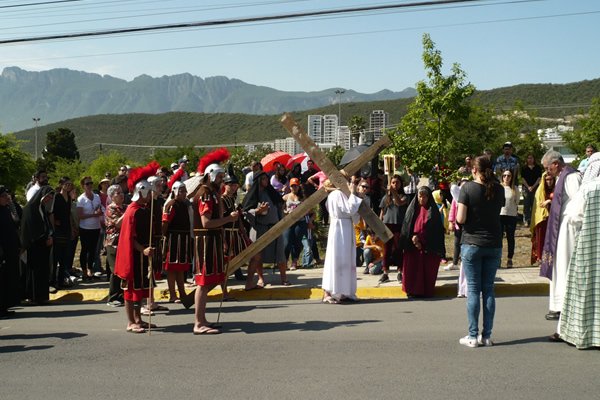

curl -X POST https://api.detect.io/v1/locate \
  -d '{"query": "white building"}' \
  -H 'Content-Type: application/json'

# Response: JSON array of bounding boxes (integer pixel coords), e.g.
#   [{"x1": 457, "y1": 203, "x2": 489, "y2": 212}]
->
[
  {"x1": 539, "y1": 125, "x2": 577, "y2": 163},
  {"x1": 336, "y1": 125, "x2": 351, "y2": 150},
  {"x1": 323, "y1": 115, "x2": 339, "y2": 145},
  {"x1": 308, "y1": 115, "x2": 324, "y2": 144},
  {"x1": 307, "y1": 114, "x2": 341, "y2": 151},
  {"x1": 273, "y1": 137, "x2": 301, "y2": 155},
  {"x1": 370, "y1": 110, "x2": 389, "y2": 142}
]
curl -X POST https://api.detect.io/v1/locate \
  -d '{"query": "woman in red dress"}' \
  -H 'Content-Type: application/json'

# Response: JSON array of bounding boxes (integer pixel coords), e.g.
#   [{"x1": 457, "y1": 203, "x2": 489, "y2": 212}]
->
[{"x1": 400, "y1": 186, "x2": 446, "y2": 298}]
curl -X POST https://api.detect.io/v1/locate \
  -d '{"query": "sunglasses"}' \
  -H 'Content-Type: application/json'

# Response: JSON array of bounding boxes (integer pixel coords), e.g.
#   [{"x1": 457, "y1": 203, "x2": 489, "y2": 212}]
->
[{"x1": 84, "y1": 181, "x2": 94, "y2": 185}]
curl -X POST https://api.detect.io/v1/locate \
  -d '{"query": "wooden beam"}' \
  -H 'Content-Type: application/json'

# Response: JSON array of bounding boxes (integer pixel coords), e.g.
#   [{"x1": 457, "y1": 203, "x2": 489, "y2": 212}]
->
[
  {"x1": 225, "y1": 115, "x2": 392, "y2": 275},
  {"x1": 280, "y1": 113, "x2": 393, "y2": 243}
]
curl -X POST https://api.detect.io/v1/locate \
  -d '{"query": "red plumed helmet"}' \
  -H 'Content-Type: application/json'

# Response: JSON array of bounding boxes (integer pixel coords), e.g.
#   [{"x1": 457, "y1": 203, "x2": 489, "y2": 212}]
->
[
  {"x1": 127, "y1": 161, "x2": 161, "y2": 193},
  {"x1": 197, "y1": 148, "x2": 230, "y2": 174}
]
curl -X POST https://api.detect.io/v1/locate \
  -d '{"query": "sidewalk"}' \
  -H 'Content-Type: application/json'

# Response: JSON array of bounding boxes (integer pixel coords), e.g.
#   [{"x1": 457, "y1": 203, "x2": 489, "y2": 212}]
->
[{"x1": 49, "y1": 264, "x2": 549, "y2": 303}]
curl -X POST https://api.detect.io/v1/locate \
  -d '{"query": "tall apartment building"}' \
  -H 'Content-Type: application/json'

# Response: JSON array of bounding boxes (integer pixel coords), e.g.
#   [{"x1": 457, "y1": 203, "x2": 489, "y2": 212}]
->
[
  {"x1": 336, "y1": 126, "x2": 351, "y2": 150},
  {"x1": 307, "y1": 114, "x2": 339, "y2": 150},
  {"x1": 308, "y1": 115, "x2": 324, "y2": 144},
  {"x1": 370, "y1": 110, "x2": 389, "y2": 142},
  {"x1": 273, "y1": 137, "x2": 301, "y2": 155}
]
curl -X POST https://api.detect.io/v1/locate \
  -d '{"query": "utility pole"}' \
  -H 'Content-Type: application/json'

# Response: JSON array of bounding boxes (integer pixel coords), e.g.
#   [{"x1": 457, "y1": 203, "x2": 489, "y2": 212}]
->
[
  {"x1": 335, "y1": 89, "x2": 345, "y2": 147},
  {"x1": 32, "y1": 117, "x2": 40, "y2": 160}
]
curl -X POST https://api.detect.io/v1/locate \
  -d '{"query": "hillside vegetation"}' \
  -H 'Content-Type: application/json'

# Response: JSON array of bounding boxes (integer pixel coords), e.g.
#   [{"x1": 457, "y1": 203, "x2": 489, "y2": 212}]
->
[{"x1": 12, "y1": 77, "x2": 599, "y2": 162}]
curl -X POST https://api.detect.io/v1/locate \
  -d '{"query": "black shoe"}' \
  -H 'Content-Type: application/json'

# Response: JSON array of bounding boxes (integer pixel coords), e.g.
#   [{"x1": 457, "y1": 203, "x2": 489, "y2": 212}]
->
[
  {"x1": 49, "y1": 286, "x2": 58, "y2": 294},
  {"x1": 378, "y1": 274, "x2": 390, "y2": 284},
  {"x1": 548, "y1": 333, "x2": 563, "y2": 342},
  {"x1": 545, "y1": 311, "x2": 560, "y2": 320},
  {"x1": 234, "y1": 269, "x2": 246, "y2": 281},
  {"x1": 363, "y1": 266, "x2": 370, "y2": 275},
  {"x1": 396, "y1": 272, "x2": 402, "y2": 282}
]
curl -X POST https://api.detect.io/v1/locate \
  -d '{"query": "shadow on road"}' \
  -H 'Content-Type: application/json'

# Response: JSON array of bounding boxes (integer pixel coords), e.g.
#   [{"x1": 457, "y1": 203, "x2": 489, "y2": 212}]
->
[
  {"x1": 15, "y1": 307, "x2": 117, "y2": 319},
  {"x1": 0, "y1": 345, "x2": 54, "y2": 353},
  {"x1": 0, "y1": 332, "x2": 88, "y2": 341},
  {"x1": 493, "y1": 336, "x2": 551, "y2": 346}
]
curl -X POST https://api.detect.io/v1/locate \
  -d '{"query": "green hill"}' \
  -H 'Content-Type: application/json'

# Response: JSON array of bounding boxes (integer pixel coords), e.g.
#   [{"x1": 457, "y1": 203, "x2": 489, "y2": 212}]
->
[{"x1": 12, "y1": 77, "x2": 599, "y2": 162}]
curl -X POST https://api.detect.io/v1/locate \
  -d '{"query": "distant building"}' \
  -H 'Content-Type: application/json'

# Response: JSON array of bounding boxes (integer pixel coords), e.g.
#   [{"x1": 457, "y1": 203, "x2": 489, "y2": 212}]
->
[
  {"x1": 538, "y1": 125, "x2": 576, "y2": 163},
  {"x1": 273, "y1": 137, "x2": 301, "y2": 155},
  {"x1": 336, "y1": 126, "x2": 351, "y2": 150},
  {"x1": 307, "y1": 114, "x2": 340, "y2": 150},
  {"x1": 370, "y1": 110, "x2": 389, "y2": 143}
]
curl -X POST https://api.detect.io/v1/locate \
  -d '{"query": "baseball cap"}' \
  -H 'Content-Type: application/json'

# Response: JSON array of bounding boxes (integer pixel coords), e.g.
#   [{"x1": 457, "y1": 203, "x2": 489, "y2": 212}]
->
[{"x1": 290, "y1": 178, "x2": 300, "y2": 186}]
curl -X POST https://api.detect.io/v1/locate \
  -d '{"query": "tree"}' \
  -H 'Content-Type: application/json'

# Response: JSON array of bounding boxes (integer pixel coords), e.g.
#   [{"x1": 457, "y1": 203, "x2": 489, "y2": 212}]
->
[
  {"x1": 50, "y1": 158, "x2": 86, "y2": 189},
  {"x1": 326, "y1": 145, "x2": 346, "y2": 167},
  {"x1": 563, "y1": 97, "x2": 600, "y2": 159},
  {"x1": 0, "y1": 133, "x2": 36, "y2": 194},
  {"x1": 150, "y1": 146, "x2": 204, "y2": 175},
  {"x1": 43, "y1": 128, "x2": 80, "y2": 167},
  {"x1": 389, "y1": 33, "x2": 475, "y2": 174},
  {"x1": 348, "y1": 115, "x2": 366, "y2": 145},
  {"x1": 85, "y1": 151, "x2": 132, "y2": 184},
  {"x1": 487, "y1": 102, "x2": 546, "y2": 161}
]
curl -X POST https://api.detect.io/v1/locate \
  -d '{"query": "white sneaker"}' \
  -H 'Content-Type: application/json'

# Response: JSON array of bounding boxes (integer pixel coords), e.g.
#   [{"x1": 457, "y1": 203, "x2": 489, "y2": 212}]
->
[
  {"x1": 444, "y1": 263, "x2": 459, "y2": 271},
  {"x1": 459, "y1": 336, "x2": 479, "y2": 348},
  {"x1": 477, "y1": 335, "x2": 494, "y2": 346}
]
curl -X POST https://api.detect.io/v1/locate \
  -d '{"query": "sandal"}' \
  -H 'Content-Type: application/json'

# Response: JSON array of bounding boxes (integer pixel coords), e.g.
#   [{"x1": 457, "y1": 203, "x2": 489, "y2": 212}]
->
[
  {"x1": 193, "y1": 326, "x2": 221, "y2": 335},
  {"x1": 322, "y1": 296, "x2": 338, "y2": 304},
  {"x1": 139, "y1": 321, "x2": 157, "y2": 329},
  {"x1": 126, "y1": 326, "x2": 146, "y2": 334}
]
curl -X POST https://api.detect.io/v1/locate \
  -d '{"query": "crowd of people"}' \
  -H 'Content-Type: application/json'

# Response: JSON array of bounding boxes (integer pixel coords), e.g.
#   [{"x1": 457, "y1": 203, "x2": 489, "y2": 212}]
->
[{"x1": 1, "y1": 142, "x2": 598, "y2": 348}]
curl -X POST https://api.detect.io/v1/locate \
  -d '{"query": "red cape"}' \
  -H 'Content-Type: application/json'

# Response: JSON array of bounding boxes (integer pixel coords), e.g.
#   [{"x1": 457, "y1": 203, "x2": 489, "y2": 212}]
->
[{"x1": 114, "y1": 201, "x2": 143, "y2": 281}]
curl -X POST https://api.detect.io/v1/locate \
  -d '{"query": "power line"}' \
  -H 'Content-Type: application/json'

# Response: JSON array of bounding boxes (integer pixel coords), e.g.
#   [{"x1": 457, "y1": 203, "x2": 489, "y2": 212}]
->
[
  {"x1": 0, "y1": 0, "x2": 82, "y2": 9},
  {"x1": 0, "y1": 0, "x2": 493, "y2": 45},
  {"x1": 4, "y1": 6, "x2": 595, "y2": 64}
]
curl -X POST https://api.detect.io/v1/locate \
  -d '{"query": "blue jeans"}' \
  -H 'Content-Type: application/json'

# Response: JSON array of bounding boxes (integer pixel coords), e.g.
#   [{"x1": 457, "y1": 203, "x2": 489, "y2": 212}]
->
[
  {"x1": 301, "y1": 236, "x2": 313, "y2": 267},
  {"x1": 461, "y1": 244, "x2": 501, "y2": 339}
]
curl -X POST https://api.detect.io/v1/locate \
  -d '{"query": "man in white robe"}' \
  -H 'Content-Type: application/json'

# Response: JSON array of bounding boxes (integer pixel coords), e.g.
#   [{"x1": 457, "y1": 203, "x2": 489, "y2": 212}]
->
[
  {"x1": 321, "y1": 178, "x2": 363, "y2": 303},
  {"x1": 540, "y1": 151, "x2": 581, "y2": 326}
]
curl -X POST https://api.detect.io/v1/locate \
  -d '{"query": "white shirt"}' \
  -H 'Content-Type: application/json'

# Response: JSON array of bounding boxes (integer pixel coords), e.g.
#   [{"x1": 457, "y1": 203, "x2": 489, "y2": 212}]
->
[
  {"x1": 500, "y1": 185, "x2": 520, "y2": 217},
  {"x1": 26, "y1": 183, "x2": 41, "y2": 202},
  {"x1": 77, "y1": 192, "x2": 103, "y2": 230}
]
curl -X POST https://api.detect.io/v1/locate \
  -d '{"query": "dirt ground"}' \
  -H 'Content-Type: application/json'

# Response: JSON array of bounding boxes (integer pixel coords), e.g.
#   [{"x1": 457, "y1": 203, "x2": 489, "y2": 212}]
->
[{"x1": 443, "y1": 223, "x2": 536, "y2": 269}]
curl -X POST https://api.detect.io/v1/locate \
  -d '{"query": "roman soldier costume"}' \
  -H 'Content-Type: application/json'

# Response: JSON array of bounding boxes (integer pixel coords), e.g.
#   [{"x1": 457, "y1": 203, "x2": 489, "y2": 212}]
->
[
  {"x1": 162, "y1": 180, "x2": 193, "y2": 272},
  {"x1": 193, "y1": 148, "x2": 231, "y2": 287},
  {"x1": 114, "y1": 161, "x2": 160, "y2": 302}
]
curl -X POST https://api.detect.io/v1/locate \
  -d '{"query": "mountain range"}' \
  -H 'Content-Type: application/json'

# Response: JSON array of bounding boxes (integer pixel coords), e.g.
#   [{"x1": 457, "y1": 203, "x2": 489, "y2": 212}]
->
[{"x1": 0, "y1": 66, "x2": 416, "y2": 132}]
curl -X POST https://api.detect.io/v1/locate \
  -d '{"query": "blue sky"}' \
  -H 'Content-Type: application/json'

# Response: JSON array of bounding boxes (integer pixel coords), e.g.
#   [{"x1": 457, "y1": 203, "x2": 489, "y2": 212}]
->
[{"x1": 1, "y1": 0, "x2": 599, "y2": 93}]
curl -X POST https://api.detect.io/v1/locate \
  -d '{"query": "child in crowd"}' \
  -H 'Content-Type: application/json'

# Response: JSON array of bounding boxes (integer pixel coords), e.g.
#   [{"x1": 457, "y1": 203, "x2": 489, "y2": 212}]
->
[{"x1": 362, "y1": 230, "x2": 385, "y2": 275}]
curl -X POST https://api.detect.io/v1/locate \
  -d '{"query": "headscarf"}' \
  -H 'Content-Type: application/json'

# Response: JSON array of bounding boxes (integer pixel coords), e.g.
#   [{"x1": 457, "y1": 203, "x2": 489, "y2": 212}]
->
[
  {"x1": 242, "y1": 172, "x2": 283, "y2": 212},
  {"x1": 400, "y1": 186, "x2": 445, "y2": 257},
  {"x1": 20, "y1": 185, "x2": 54, "y2": 250},
  {"x1": 530, "y1": 172, "x2": 554, "y2": 233}
]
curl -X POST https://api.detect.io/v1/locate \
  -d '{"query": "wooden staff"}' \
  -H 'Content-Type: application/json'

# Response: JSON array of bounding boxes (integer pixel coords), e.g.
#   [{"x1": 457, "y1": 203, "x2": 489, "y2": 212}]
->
[{"x1": 147, "y1": 193, "x2": 154, "y2": 336}]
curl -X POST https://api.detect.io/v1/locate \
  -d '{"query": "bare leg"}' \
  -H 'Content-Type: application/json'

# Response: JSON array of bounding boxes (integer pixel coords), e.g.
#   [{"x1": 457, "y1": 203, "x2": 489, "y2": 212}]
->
[
  {"x1": 175, "y1": 271, "x2": 186, "y2": 300},
  {"x1": 167, "y1": 271, "x2": 177, "y2": 301},
  {"x1": 125, "y1": 300, "x2": 138, "y2": 330},
  {"x1": 245, "y1": 254, "x2": 264, "y2": 290},
  {"x1": 278, "y1": 262, "x2": 289, "y2": 285},
  {"x1": 194, "y1": 283, "x2": 217, "y2": 330}
]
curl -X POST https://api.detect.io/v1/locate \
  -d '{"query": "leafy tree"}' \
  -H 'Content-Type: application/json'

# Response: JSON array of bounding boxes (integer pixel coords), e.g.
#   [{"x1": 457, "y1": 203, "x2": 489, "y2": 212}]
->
[
  {"x1": 85, "y1": 151, "x2": 131, "y2": 184},
  {"x1": 149, "y1": 146, "x2": 204, "y2": 174},
  {"x1": 487, "y1": 102, "x2": 546, "y2": 161},
  {"x1": 389, "y1": 33, "x2": 475, "y2": 174},
  {"x1": 42, "y1": 128, "x2": 80, "y2": 166},
  {"x1": 50, "y1": 158, "x2": 86, "y2": 189},
  {"x1": 0, "y1": 133, "x2": 36, "y2": 194},
  {"x1": 326, "y1": 145, "x2": 346, "y2": 167},
  {"x1": 348, "y1": 115, "x2": 366, "y2": 145},
  {"x1": 563, "y1": 97, "x2": 600, "y2": 159}
]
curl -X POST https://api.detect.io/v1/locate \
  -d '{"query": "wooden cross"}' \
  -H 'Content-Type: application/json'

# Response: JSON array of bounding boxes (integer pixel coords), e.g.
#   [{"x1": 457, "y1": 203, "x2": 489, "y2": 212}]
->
[{"x1": 225, "y1": 113, "x2": 392, "y2": 275}]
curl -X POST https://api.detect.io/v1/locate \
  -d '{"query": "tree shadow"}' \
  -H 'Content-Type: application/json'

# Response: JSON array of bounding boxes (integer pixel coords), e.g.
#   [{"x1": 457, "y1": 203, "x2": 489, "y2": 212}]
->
[
  {"x1": 0, "y1": 332, "x2": 87, "y2": 341},
  {"x1": 160, "y1": 319, "x2": 380, "y2": 335},
  {"x1": 0, "y1": 345, "x2": 54, "y2": 353},
  {"x1": 16, "y1": 308, "x2": 117, "y2": 318}
]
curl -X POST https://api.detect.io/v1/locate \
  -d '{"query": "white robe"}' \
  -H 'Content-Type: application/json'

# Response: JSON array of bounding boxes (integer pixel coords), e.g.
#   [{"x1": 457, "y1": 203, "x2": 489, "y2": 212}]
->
[
  {"x1": 322, "y1": 190, "x2": 362, "y2": 300},
  {"x1": 549, "y1": 172, "x2": 582, "y2": 313}
]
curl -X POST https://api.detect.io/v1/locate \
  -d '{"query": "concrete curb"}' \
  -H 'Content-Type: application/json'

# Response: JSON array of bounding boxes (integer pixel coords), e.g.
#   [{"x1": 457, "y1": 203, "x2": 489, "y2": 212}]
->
[{"x1": 49, "y1": 282, "x2": 549, "y2": 303}]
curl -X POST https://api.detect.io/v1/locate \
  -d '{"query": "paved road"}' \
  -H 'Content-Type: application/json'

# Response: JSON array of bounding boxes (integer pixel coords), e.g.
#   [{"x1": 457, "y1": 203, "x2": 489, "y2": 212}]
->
[{"x1": 1, "y1": 297, "x2": 597, "y2": 400}]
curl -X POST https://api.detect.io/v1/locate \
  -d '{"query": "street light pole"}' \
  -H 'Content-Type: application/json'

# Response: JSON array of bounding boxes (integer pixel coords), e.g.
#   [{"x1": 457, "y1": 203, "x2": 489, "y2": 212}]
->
[
  {"x1": 32, "y1": 117, "x2": 40, "y2": 160},
  {"x1": 334, "y1": 89, "x2": 345, "y2": 146},
  {"x1": 334, "y1": 89, "x2": 345, "y2": 125}
]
